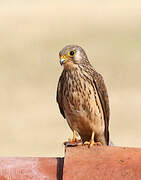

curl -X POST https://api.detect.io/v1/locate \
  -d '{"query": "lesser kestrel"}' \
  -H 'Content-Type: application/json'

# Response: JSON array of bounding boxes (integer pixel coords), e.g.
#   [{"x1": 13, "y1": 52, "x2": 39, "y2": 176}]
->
[{"x1": 57, "y1": 45, "x2": 110, "y2": 146}]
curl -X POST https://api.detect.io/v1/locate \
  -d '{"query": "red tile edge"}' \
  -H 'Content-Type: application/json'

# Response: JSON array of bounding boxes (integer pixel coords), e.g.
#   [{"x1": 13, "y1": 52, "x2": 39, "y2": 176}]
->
[
  {"x1": 63, "y1": 146, "x2": 141, "y2": 180},
  {"x1": 0, "y1": 157, "x2": 58, "y2": 180},
  {"x1": 0, "y1": 146, "x2": 141, "y2": 180}
]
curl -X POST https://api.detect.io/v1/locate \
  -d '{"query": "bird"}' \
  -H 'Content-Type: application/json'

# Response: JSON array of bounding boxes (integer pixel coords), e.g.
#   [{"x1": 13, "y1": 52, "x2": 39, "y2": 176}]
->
[{"x1": 56, "y1": 45, "x2": 110, "y2": 147}]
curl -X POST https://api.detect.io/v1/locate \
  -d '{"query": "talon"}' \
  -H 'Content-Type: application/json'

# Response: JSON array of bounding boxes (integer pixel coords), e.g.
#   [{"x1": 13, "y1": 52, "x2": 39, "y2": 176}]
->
[
  {"x1": 95, "y1": 142, "x2": 102, "y2": 146},
  {"x1": 64, "y1": 130, "x2": 82, "y2": 146},
  {"x1": 84, "y1": 141, "x2": 90, "y2": 145},
  {"x1": 83, "y1": 132, "x2": 102, "y2": 147},
  {"x1": 84, "y1": 140, "x2": 102, "y2": 147},
  {"x1": 68, "y1": 138, "x2": 82, "y2": 143}
]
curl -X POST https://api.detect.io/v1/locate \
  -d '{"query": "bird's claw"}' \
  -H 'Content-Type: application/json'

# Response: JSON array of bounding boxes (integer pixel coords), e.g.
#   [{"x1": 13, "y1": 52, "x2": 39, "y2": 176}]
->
[
  {"x1": 64, "y1": 138, "x2": 82, "y2": 147},
  {"x1": 84, "y1": 140, "x2": 102, "y2": 147}
]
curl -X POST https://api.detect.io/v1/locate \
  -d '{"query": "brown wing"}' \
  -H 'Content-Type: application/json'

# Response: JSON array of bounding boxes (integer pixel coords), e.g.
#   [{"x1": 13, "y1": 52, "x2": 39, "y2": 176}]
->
[
  {"x1": 56, "y1": 70, "x2": 66, "y2": 119},
  {"x1": 92, "y1": 71, "x2": 110, "y2": 145}
]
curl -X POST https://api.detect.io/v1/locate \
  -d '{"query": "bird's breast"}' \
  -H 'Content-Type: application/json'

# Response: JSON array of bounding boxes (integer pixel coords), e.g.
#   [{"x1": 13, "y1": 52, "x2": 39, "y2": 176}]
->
[{"x1": 62, "y1": 70, "x2": 104, "y2": 136}]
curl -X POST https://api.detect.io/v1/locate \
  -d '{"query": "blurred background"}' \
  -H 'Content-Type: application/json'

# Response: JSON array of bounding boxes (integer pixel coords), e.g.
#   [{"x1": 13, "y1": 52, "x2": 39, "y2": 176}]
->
[{"x1": 0, "y1": 0, "x2": 141, "y2": 157}]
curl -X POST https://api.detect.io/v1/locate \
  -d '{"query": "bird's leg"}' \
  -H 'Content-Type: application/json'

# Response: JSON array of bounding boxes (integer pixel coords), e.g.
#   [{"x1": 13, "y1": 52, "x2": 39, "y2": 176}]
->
[
  {"x1": 64, "y1": 130, "x2": 82, "y2": 146},
  {"x1": 68, "y1": 130, "x2": 77, "y2": 142},
  {"x1": 84, "y1": 132, "x2": 102, "y2": 147}
]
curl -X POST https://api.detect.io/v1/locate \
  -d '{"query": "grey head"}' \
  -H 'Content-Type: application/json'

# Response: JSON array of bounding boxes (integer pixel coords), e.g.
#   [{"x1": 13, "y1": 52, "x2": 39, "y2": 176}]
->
[{"x1": 59, "y1": 45, "x2": 90, "y2": 69}]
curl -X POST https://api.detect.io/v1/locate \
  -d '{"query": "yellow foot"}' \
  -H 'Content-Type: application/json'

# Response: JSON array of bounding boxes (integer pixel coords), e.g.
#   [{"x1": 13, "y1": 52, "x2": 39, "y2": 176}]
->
[
  {"x1": 68, "y1": 137, "x2": 81, "y2": 143},
  {"x1": 84, "y1": 140, "x2": 102, "y2": 147},
  {"x1": 64, "y1": 138, "x2": 82, "y2": 146},
  {"x1": 64, "y1": 130, "x2": 82, "y2": 146}
]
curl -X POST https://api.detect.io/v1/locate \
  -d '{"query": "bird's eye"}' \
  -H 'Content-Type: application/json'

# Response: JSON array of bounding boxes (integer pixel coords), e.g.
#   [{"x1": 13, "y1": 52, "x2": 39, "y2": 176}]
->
[{"x1": 68, "y1": 50, "x2": 75, "y2": 57}]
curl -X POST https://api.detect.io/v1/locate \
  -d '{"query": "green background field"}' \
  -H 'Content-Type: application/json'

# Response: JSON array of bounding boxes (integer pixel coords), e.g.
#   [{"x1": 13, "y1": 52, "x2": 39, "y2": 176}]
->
[{"x1": 0, "y1": 0, "x2": 141, "y2": 156}]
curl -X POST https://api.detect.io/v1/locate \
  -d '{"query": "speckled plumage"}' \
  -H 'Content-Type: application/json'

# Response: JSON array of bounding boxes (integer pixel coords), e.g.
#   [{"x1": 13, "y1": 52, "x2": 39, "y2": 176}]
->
[{"x1": 57, "y1": 45, "x2": 110, "y2": 145}]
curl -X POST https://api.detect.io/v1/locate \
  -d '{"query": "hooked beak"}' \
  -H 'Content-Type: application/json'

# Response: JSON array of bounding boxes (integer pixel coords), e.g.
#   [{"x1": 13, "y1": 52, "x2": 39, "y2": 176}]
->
[
  {"x1": 59, "y1": 58, "x2": 66, "y2": 65},
  {"x1": 59, "y1": 56, "x2": 68, "y2": 65}
]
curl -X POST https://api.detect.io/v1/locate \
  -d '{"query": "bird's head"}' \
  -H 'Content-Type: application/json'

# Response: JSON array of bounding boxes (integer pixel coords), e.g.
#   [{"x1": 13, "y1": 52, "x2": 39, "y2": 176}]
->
[{"x1": 59, "y1": 45, "x2": 89, "y2": 70}]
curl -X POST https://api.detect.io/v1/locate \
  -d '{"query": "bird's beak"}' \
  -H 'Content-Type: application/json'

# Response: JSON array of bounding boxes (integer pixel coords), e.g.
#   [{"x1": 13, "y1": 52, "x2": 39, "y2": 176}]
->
[
  {"x1": 60, "y1": 59, "x2": 66, "y2": 65},
  {"x1": 60, "y1": 56, "x2": 68, "y2": 65}
]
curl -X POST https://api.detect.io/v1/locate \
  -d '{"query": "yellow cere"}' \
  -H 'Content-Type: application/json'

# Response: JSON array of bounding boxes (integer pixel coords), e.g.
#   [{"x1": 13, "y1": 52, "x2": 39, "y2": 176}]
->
[{"x1": 60, "y1": 55, "x2": 68, "y2": 60}]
